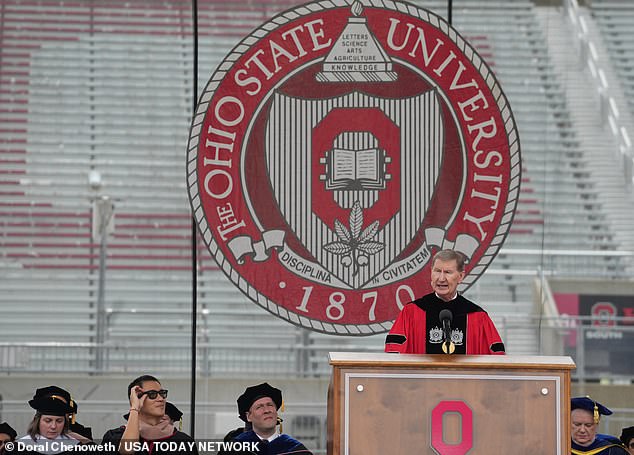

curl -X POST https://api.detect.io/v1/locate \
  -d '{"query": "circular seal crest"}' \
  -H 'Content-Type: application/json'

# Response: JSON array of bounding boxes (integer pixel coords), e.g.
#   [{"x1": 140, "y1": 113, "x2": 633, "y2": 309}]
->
[{"x1": 187, "y1": 0, "x2": 520, "y2": 335}]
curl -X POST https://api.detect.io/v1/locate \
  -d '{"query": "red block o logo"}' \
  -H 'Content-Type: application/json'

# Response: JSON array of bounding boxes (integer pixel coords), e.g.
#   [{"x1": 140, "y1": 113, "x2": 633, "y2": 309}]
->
[
  {"x1": 591, "y1": 301, "x2": 617, "y2": 327},
  {"x1": 431, "y1": 400, "x2": 473, "y2": 455}
]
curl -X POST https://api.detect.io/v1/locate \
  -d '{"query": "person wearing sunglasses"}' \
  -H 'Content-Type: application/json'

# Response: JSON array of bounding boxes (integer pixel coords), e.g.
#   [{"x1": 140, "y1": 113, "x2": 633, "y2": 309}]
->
[
  {"x1": 102, "y1": 375, "x2": 197, "y2": 454},
  {"x1": 621, "y1": 426, "x2": 634, "y2": 455}
]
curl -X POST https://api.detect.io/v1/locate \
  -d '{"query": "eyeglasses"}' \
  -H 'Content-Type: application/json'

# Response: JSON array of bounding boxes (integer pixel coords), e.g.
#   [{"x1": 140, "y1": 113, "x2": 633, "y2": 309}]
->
[{"x1": 139, "y1": 389, "x2": 168, "y2": 400}]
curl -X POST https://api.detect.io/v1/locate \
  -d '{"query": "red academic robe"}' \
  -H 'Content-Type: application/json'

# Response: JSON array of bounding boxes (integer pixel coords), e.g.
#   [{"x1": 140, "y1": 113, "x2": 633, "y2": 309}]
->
[{"x1": 384, "y1": 293, "x2": 505, "y2": 355}]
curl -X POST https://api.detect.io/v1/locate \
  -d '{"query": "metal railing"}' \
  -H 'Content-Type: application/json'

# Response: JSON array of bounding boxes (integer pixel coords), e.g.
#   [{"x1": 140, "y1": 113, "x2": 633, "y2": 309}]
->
[{"x1": 1, "y1": 314, "x2": 633, "y2": 381}]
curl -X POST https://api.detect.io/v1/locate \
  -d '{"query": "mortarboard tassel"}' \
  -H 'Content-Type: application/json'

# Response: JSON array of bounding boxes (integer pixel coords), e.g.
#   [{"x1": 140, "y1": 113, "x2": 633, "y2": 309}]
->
[
  {"x1": 278, "y1": 400, "x2": 285, "y2": 433},
  {"x1": 587, "y1": 395, "x2": 600, "y2": 425}
]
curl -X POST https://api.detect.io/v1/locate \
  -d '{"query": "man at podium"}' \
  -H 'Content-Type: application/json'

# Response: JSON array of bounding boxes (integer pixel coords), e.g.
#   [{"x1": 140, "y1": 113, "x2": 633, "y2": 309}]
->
[{"x1": 384, "y1": 249, "x2": 505, "y2": 355}]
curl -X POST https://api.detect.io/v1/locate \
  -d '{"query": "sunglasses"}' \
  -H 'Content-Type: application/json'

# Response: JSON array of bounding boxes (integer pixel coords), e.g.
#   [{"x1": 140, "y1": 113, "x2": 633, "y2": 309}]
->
[{"x1": 138, "y1": 389, "x2": 168, "y2": 400}]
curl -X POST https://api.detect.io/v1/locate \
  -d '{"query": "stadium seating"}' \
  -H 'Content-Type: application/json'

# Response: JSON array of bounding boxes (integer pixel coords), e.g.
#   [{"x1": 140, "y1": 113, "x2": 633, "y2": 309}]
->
[
  {"x1": 592, "y1": 0, "x2": 634, "y2": 117},
  {"x1": 0, "y1": 0, "x2": 632, "y2": 377}
]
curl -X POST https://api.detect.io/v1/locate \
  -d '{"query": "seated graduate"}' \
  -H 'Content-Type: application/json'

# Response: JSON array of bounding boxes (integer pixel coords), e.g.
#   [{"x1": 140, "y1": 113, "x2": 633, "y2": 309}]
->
[
  {"x1": 571, "y1": 396, "x2": 629, "y2": 455},
  {"x1": 223, "y1": 382, "x2": 312, "y2": 455},
  {"x1": 15, "y1": 386, "x2": 91, "y2": 455},
  {"x1": 620, "y1": 426, "x2": 634, "y2": 455},
  {"x1": 102, "y1": 374, "x2": 197, "y2": 454},
  {"x1": 0, "y1": 422, "x2": 17, "y2": 455}
]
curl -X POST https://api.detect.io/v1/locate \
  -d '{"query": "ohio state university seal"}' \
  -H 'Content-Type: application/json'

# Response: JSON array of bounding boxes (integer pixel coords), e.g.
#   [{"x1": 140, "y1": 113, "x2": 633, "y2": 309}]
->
[{"x1": 187, "y1": 0, "x2": 520, "y2": 335}]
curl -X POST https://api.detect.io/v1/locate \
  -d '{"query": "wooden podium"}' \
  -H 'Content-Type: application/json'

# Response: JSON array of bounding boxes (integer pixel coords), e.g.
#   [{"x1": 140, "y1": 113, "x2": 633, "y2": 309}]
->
[{"x1": 327, "y1": 352, "x2": 575, "y2": 455}]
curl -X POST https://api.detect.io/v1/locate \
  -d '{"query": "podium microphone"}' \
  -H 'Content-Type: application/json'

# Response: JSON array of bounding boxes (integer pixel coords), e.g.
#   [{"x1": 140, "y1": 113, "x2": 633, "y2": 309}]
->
[{"x1": 439, "y1": 309, "x2": 455, "y2": 354}]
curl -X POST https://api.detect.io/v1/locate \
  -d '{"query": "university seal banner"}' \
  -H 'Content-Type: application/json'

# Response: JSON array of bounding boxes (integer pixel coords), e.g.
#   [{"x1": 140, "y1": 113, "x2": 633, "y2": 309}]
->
[{"x1": 187, "y1": 0, "x2": 521, "y2": 335}]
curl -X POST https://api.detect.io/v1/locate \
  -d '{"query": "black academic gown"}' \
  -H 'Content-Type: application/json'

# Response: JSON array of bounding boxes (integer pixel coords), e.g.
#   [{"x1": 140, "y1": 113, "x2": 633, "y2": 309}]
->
[
  {"x1": 101, "y1": 426, "x2": 198, "y2": 455},
  {"x1": 229, "y1": 430, "x2": 312, "y2": 455},
  {"x1": 571, "y1": 435, "x2": 629, "y2": 455}
]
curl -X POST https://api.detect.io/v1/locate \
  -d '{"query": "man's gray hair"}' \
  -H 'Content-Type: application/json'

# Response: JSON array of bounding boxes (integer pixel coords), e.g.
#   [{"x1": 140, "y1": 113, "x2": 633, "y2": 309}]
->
[{"x1": 432, "y1": 249, "x2": 466, "y2": 272}]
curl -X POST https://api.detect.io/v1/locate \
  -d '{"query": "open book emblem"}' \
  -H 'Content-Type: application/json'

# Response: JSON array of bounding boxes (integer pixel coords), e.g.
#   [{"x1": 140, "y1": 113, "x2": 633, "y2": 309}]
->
[{"x1": 323, "y1": 145, "x2": 390, "y2": 191}]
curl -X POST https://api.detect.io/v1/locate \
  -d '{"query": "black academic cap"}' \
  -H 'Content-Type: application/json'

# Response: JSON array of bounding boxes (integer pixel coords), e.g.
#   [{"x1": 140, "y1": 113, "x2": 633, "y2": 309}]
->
[
  {"x1": 28, "y1": 385, "x2": 74, "y2": 416},
  {"x1": 237, "y1": 383, "x2": 282, "y2": 422},
  {"x1": 571, "y1": 396, "x2": 613, "y2": 424},
  {"x1": 621, "y1": 426, "x2": 634, "y2": 445},
  {"x1": 165, "y1": 402, "x2": 183, "y2": 422},
  {"x1": 0, "y1": 422, "x2": 17, "y2": 440}
]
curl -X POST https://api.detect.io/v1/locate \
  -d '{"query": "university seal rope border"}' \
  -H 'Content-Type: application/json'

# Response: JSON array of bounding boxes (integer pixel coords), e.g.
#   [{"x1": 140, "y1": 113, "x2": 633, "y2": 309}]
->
[{"x1": 186, "y1": 0, "x2": 521, "y2": 335}]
